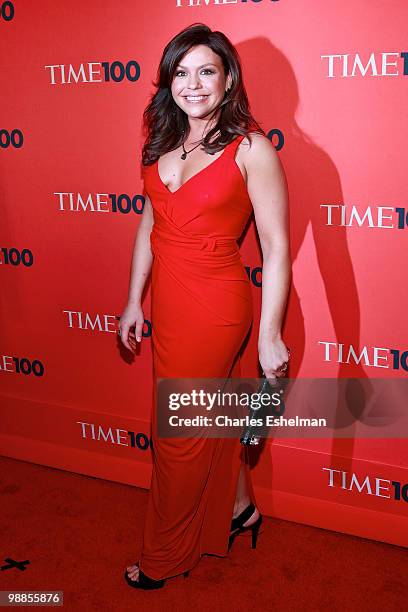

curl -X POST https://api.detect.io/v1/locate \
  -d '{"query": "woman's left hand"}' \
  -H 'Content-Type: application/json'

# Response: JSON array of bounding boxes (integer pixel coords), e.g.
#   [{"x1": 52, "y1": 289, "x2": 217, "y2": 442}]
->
[{"x1": 258, "y1": 335, "x2": 290, "y2": 381}]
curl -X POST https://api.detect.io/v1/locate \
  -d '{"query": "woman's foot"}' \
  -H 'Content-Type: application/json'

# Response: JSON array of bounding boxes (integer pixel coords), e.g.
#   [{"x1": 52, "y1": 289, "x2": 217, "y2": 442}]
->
[
  {"x1": 124, "y1": 562, "x2": 166, "y2": 590},
  {"x1": 126, "y1": 565, "x2": 190, "y2": 582},
  {"x1": 231, "y1": 502, "x2": 260, "y2": 532},
  {"x1": 229, "y1": 502, "x2": 263, "y2": 550}
]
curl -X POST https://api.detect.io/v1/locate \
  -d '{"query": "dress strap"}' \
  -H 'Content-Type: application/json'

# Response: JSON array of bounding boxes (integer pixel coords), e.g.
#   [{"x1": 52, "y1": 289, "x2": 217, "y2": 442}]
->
[{"x1": 224, "y1": 134, "x2": 246, "y2": 159}]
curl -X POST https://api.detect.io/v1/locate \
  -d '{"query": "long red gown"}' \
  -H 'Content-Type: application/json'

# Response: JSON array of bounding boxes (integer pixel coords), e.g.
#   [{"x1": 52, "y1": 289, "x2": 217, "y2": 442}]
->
[{"x1": 139, "y1": 134, "x2": 255, "y2": 580}]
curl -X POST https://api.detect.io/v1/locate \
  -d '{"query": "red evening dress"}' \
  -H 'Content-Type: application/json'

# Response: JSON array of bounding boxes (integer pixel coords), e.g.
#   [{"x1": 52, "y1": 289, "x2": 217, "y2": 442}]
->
[{"x1": 139, "y1": 134, "x2": 255, "y2": 580}]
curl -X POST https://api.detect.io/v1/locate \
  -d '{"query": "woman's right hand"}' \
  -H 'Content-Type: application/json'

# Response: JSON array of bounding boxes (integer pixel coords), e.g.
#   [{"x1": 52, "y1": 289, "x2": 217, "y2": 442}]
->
[{"x1": 118, "y1": 301, "x2": 145, "y2": 353}]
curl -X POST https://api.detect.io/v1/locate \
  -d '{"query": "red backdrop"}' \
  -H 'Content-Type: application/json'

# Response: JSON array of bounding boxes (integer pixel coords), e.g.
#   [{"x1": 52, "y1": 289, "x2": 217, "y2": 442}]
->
[{"x1": 1, "y1": 0, "x2": 407, "y2": 547}]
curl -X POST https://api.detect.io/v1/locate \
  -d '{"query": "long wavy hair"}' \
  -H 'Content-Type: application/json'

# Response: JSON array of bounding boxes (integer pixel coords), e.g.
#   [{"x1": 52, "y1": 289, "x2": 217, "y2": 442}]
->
[{"x1": 141, "y1": 23, "x2": 265, "y2": 166}]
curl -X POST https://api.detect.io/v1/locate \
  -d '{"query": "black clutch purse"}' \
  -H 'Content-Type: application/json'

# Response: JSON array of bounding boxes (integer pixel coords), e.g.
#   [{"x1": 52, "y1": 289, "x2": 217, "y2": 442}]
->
[{"x1": 240, "y1": 373, "x2": 287, "y2": 445}]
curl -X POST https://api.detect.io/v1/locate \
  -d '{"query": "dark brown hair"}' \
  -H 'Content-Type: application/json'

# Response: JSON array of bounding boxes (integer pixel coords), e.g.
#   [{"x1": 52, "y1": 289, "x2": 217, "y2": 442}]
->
[{"x1": 141, "y1": 22, "x2": 265, "y2": 166}]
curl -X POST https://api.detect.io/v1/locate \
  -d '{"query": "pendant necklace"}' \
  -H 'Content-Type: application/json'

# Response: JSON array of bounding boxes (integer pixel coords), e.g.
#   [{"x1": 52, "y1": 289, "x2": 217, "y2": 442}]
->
[{"x1": 180, "y1": 139, "x2": 205, "y2": 160}]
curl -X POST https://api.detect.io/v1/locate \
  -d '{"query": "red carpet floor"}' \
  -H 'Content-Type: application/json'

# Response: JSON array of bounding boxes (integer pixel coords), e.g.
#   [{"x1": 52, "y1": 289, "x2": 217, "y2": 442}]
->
[{"x1": 0, "y1": 456, "x2": 407, "y2": 611}]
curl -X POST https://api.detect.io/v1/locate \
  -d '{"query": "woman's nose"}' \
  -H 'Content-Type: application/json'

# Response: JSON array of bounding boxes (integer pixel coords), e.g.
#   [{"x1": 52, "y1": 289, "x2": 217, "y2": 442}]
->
[{"x1": 187, "y1": 74, "x2": 202, "y2": 89}]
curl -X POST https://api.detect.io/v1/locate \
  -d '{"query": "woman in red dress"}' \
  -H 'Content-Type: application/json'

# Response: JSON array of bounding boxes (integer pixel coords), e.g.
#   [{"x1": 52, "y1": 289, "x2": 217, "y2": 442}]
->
[{"x1": 119, "y1": 23, "x2": 291, "y2": 590}]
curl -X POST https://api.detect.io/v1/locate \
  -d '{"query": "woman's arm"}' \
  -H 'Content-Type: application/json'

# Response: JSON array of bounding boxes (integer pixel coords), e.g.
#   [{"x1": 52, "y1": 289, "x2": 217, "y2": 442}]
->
[
  {"x1": 244, "y1": 134, "x2": 291, "y2": 379},
  {"x1": 127, "y1": 192, "x2": 154, "y2": 305},
  {"x1": 119, "y1": 192, "x2": 154, "y2": 352}
]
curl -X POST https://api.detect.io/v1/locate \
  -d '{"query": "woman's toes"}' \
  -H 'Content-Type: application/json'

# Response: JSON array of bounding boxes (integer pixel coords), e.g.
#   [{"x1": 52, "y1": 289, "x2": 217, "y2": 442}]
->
[
  {"x1": 128, "y1": 567, "x2": 140, "y2": 581},
  {"x1": 125, "y1": 563, "x2": 140, "y2": 582}
]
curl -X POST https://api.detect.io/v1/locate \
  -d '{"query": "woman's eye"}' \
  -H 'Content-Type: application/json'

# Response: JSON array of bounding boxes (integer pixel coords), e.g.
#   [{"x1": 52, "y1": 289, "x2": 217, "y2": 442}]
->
[{"x1": 175, "y1": 69, "x2": 215, "y2": 77}]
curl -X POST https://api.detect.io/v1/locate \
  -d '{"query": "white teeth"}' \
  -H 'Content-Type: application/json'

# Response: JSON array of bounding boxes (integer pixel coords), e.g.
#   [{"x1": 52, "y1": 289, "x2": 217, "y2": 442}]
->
[{"x1": 185, "y1": 95, "x2": 207, "y2": 102}]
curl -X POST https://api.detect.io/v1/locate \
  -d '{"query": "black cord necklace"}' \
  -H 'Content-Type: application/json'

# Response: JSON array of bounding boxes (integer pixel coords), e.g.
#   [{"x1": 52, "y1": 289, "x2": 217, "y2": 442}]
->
[
  {"x1": 180, "y1": 139, "x2": 204, "y2": 160},
  {"x1": 180, "y1": 126, "x2": 220, "y2": 160}
]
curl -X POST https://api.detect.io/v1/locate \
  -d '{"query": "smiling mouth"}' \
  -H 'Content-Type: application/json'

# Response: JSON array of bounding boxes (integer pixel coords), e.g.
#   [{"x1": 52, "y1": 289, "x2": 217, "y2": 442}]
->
[{"x1": 184, "y1": 95, "x2": 209, "y2": 103}]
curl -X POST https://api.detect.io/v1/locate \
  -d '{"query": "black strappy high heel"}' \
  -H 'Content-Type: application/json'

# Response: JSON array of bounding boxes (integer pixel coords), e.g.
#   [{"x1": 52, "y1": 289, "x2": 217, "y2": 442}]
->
[
  {"x1": 228, "y1": 502, "x2": 263, "y2": 551},
  {"x1": 124, "y1": 562, "x2": 189, "y2": 590}
]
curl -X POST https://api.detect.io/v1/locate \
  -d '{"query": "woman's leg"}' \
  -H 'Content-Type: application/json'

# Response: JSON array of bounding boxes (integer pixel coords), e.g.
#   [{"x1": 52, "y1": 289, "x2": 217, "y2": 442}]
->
[
  {"x1": 232, "y1": 448, "x2": 260, "y2": 524},
  {"x1": 233, "y1": 460, "x2": 251, "y2": 516}
]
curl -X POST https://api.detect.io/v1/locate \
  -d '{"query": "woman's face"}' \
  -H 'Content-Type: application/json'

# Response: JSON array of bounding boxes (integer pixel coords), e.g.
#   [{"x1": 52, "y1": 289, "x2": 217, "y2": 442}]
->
[{"x1": 171, "y1": 44, "x2": 232, "y2": 120}]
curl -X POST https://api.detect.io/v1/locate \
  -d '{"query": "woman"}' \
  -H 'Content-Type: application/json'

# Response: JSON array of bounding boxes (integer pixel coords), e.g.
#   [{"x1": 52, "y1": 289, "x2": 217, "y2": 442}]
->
[{"x1": 119, "y1": 22, "x2": 291, "y2": 590}]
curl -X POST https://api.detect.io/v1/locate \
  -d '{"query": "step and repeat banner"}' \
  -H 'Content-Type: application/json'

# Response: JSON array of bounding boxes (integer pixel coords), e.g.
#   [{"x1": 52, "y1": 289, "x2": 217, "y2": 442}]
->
[{"x1": 1, "y1": 1, "x2": 407, "y2": 547}]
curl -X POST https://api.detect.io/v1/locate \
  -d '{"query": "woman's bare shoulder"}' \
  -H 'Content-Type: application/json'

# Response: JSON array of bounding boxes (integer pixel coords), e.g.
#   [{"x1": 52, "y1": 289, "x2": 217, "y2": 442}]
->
[
  {"x1": 240, "y1": 131, "x2": 273, "y2": 149},
  {"x1": 239, "y1": 132, "x2": 278, "y2": 166}
]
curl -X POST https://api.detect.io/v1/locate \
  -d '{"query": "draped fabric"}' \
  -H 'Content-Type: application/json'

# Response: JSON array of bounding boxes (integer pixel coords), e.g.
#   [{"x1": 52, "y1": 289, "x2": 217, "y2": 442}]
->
[{"x1": 139, "y1": 135, "x2": 255, "y2": 580}]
